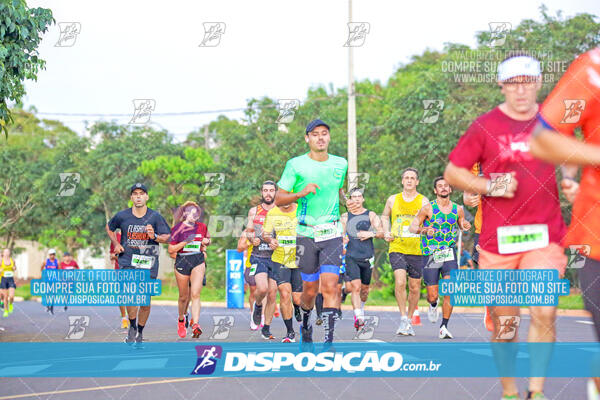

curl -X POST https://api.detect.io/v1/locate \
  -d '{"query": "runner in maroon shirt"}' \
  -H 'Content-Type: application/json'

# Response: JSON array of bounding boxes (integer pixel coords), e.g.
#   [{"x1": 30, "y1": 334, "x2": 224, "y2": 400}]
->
[
  {"x1": 444, "y1": 53, "x2": 570, "y2": 400},
  {"x1": 59, "y1": 252, "x2": 79, "y2": 270},
  {"x1": 168, "y1": 201, "x2": 210, "y2": 339}
]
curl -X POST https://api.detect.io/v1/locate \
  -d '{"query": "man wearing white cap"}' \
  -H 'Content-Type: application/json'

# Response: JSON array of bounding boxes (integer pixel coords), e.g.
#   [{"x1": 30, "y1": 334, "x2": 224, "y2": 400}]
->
[{"x1": 443, "y1": 52, "x2": 573, "y2": 400}]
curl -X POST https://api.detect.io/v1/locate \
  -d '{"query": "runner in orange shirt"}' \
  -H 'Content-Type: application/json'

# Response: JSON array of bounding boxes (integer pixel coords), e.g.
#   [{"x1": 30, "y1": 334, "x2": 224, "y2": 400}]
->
[{"x1": 529, "y1": 47, "x2": 600, "y2": 399}]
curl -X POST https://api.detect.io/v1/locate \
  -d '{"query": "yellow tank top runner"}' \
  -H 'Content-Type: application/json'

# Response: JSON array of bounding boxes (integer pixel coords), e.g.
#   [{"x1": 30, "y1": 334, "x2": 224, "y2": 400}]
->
[
  {"x1": 1, "y1": 258, "x2": 14, "y2": 278},
  {"x1": 389, "y1": 193, "x2": 423, "y2": 255}
]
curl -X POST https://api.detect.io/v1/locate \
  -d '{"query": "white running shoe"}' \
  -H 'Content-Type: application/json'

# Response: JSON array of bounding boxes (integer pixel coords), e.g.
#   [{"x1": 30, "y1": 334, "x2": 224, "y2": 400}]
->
[
  {"x1": 396, "y1": 317, "x2": 410, "y2": 335},
  {"x1": 439, "y1": 325, "x2": 453, "y2": 339},
  {"x1": 588, "y1": 379, "x2": 600, "y2": 400},
  {"x1": 250, "y1": 312, "x2": 259, "y2": 331},
  {"x1": 406, "y1": 322, "x2": 416, "y2": 336},
  {"x1": 428, "y1": 303, "x2": 439, "y2": 323}
]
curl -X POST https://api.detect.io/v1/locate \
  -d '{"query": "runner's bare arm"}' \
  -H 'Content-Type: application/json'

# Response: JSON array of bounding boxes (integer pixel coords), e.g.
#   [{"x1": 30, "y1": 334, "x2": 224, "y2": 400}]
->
[
  {"x1": 457, "y1": 205, "x2": 471, "y2": 231},
  {"x1": 369, "y1": 211, "x2": 385, "y2": 239},
  {"x1": 530, "y1": 128, "x2": 600, "y2": 166},
  {"x1": 559, "y1": 164, "x2": 580, "y2": 204},
  {"x1": 381, "y1": 195, "x2": 395, "y2": 240},
  {"x1": 168, "y1": 241, "x2": 188, "y2": 254},
  {"x1": 153, "y1": 233, "x2": 170, "y2": 244},
  {"x1": 105, "y1": 225, "x2": 123, "y2": 252},
  {"x1": 275, "y1": 184, "x2": 320, "y2": 206},
  {"x1": 245, "y1": 207, "x2": 260, "y2": 246},
  {"x1": 340, "y1": 212, "x2": 348, "y2": 235},
  {"x1": 462, "y1": 191, "x2": 480, "y2": 208},
  {"x1": 236, "y1": 231, "x2": 249, "y2": 252},
  {"x1": 444, "y1": 162, "x2": 488, "y2": 194},
  {"x1": 409, "y1": 204, "x2": 433, "y2": 235}
]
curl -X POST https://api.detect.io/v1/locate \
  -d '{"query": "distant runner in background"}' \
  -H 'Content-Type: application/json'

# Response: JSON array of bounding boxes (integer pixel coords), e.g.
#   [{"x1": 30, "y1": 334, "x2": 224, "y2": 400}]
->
[
  {"x1": 42, "y1": 249, "x2": 58, "y2": 314},
  {"x1": 1, "y1": 249, "x2": 17, "y2": 317}
]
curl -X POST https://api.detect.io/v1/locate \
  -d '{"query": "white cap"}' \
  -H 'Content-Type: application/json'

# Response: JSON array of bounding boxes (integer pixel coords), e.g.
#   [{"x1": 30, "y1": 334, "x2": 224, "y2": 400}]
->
[
  {"x1": 48, "y1": 249, "x2": 56, "y2": 255},
  {"x1": 497, "y1": 56, "x2": 541, "y2": 82}
]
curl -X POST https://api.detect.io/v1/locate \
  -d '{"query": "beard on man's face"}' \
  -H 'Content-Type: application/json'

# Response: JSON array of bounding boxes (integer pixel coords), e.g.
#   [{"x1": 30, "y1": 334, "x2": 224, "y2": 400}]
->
[{"x1": 262, "y1": 195, "x2": 274, "y2": 205}]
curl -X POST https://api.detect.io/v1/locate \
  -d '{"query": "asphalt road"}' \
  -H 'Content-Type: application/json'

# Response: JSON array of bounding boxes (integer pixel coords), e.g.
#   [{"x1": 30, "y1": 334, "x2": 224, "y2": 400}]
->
[{"x1": 0, "y1": 301, "x2": 596, "y2": 400}]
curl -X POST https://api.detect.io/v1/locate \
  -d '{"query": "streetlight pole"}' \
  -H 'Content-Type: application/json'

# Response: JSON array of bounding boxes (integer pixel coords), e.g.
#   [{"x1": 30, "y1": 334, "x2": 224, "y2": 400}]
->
[{"x1": 347, "y1": 0, "x2": 357, "y2": 189}]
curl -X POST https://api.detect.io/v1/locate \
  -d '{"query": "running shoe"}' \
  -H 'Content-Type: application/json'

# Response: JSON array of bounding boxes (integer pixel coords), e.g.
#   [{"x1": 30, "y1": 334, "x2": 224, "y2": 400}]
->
[
  {"x1": 184, "y1": 312, "x2": 190, "y2": 329},
  {"x1": 8, "y1": 303, "x2": 13, "y2": 313},
  {"x1": 282, "y1": 331, "x2": 296, "y2": 343},
  {"x1": 63, "y1": 306, "x2": 68, "y2": 312},
  {"x1": 301, "y1": 325, "x2": 313, "y2": 343},
  {"x1": 406, "y1": 322, "x2": 415, "y2": 336},
  {"x1": 294, "y1": 305, "x2": 301, "y2": 322},
  {"x1": 439, "y1": 325, "x2": 454, "y2": 339},
  {"x1": 274, "y1": 306, "x2": 280, "y2": 318},
  {"x1": 134, "y1": 332, "x2": 144, "y2": 347},
  {"x1": 341, "y1": 288, "x2": 348, "y2": 304},
  {"x1": 354, "y1": 316, "x2": 365, "y2": 331},
  {"x1": 250, "y1": 314, "x2": 259, "y2": 330},
  {"x1": 261, "y1": 326, "x2": 274, "y2": 340},
  {"x1": 587, "y1": 379, "x2": 599, "y2": 400},
  {"x1": 192, "y1": 323, "x2": 202, "y2": 338},
  {"x1": 2, "y1": 309, "x2": 7, "y2": 318},
  {"x1": 177, "y1": 319, "x2": 187, "y2": 338},
  {"x1": 484, "y1": 306, "x2": 494, "y2": 332},
  {"x1": 124, "y1": 325, "x2": 137, "y2": 344},
  {"x1": 121, "y1": 317, "x2": 130, "y2": 330},
  {"x1": 428, "y1": 303, "x2": 439, "y2": 323},
  {"x1": 500, "y1": 395, "x2": 521, "y2": 400},
  {"x1": 252, "y1": 302, "x2": 262, "y2": 327},
  {"x1": 48, "y1": 305, "x2": 54, "y2": 315},
  {"x1": 526, "y1": 392, "x2": 548, "y2": 400},
  {"x1": 396, "y1": 317, "x2": 409, "y2": 335},
  {"x1": 336, "y1": 308, "x2": 342, "y2": 320}
]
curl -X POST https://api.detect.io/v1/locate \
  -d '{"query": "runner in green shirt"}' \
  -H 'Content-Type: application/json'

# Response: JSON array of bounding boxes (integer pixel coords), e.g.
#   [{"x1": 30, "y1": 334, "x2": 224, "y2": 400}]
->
[{"x1": 275, "y1": 119, "x2": 349, "y2": 347}]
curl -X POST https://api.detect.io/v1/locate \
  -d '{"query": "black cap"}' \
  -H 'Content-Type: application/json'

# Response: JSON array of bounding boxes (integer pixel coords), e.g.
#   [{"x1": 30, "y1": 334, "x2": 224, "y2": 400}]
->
[
  {"x1": 130, "y1": 183, "x2": 148, "y2": 194},
  {"x1": 305, "y1": 119, "x2": 330, "y2": 134}
]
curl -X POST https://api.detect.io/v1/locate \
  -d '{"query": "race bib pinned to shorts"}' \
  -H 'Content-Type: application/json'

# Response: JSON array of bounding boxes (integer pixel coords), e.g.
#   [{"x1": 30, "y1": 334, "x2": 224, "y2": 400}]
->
[
  {"x1": 497, "y1": 224, "x2": 549, "y2": 254},
  {"x1": 3, "y1": 271, "x2": 14, "y2": 278},
  {"x1": 249, "y1": 263, "x2": 257, "y2": 276},
  {"x1": 131, "y1": 254, "x2": 154, "y2": 269},
  {"x1": 278, "y1": 235, "x2": 296, "y2": 248},
  {"x1": 314, "y1": 222, "x2": 341, "y2": 243},
  {"x1": 433, "y1": 248, "x2": 454, "y2": 263}
]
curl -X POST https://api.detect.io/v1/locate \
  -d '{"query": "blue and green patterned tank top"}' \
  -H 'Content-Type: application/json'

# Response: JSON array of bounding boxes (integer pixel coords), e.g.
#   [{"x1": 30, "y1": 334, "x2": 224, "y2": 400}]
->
[{"x1": 420, "y1": 200, "x2": 458, "y2": 256}]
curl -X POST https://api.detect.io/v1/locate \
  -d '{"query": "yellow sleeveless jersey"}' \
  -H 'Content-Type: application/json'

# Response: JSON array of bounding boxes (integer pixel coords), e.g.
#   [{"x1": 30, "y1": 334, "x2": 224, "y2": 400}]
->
[
  {"x1": 263, "y1": 206, "x2": 297, "y2": 269},
  {"x1": 389, "y1": 193, "x2": 423, "y2": 255},
  {"x1": 1, "y1": 258, "x2": 14, "y2": 278}
]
